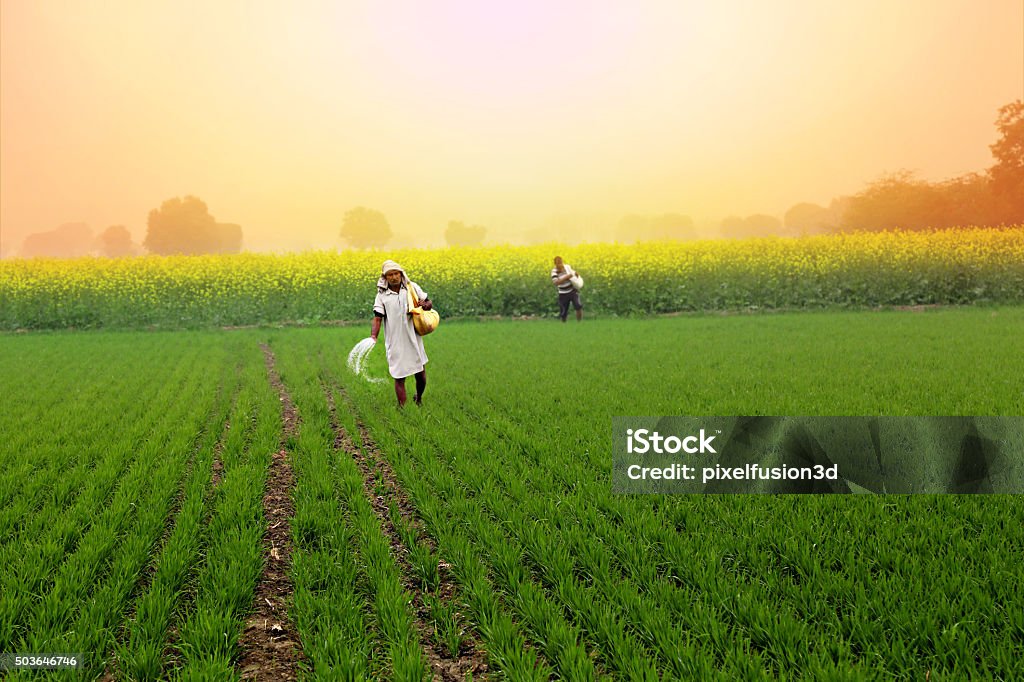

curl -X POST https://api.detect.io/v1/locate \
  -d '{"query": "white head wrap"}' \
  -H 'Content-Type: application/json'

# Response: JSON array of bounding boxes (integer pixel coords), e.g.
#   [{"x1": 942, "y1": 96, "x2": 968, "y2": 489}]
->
[{"x1": 377, "y1": 260, "x2": 409, "y2": 291}]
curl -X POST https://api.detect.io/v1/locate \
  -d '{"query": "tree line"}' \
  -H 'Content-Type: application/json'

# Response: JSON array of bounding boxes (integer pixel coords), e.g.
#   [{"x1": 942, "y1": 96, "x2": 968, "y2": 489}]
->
[
  {"x1": 626, "y1": 100, "x2": 1022, "y2": 241},
  {"x1": 15, "y1": 100, "x2": 1021, "y2": 257},
  {"x1": 17, "y1": 197, "x2": 242, "y2": 258},
  {"x1": 336, "y1": 99, "x2": 1023, "y2": 247}
]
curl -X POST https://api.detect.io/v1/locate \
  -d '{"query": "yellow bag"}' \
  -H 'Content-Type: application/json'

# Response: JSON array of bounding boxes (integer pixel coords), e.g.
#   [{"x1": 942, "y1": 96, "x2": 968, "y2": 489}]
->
[{"x1": 406, "y1": 283, "x2": 439, "y2": 336}]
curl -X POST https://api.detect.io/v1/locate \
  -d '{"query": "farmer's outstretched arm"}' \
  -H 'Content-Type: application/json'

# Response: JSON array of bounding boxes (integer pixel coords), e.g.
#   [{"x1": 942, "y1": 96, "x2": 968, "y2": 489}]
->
[{"x1": 371, "y1": 315, "x2": 382, "y2": 341}]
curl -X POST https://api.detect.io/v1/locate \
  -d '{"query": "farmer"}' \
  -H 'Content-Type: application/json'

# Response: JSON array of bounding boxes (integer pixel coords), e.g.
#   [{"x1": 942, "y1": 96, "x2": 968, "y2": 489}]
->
[
  {"x1": 551, "y1": 256, "x2": 583, "y2": 322},
  {"x1": 370, "y1": 260, "x2": 433, "y2": 407}
]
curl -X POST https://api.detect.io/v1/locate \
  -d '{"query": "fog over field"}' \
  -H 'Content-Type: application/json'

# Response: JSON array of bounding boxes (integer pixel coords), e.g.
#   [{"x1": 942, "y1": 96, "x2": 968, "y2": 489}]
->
[{"x1": 1, "y1": 1, "x2": 1021, "y2": 255}]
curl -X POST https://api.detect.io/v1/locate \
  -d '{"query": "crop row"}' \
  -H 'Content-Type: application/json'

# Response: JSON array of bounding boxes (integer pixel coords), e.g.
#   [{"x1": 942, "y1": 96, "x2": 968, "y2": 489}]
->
[
  {"x1": 303, "y1": 313, "x2": 1023, "y2": 679},
  {"x1": 2, "y1": 227, "x2": 1022, "y2": 329},
  {"x1": 420, "y1": 378, "x2": 1019, "y2": 677},
  {"x1": 267, "y1": 336, "x2": 433, "y2": 679},
  {"x1": 165, "y1": 345, "x2": 279, "y2": 681},
  {"x1": 113, "y1": 358, "x2": 240, "y2": 680},
  {"x1": 0, "y1": 332, "x2": 282, "y2": 680},
  {"x1": 0, "y1": 336, "x2": 225, "y2": 679},
  {"x1": 0, "y1": 344, "x2": 172, "y2": 551},
  {"x1": 2, "y1": 313, "x2": 1022, "y2": 678},
  {"x1": 268, "y1": 326, "x2": 588, "y2": 679}
]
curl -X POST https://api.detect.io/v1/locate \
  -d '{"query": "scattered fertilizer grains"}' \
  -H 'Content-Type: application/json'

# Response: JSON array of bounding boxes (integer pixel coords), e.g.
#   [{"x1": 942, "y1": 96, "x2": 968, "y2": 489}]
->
[
  {"x1": 347, "y1": 336, "x2": 386, "y2": 383},
  {"x1": 2, "y1": 308, "x2": 1023, "y2": 678},
  {"x1": 2, "y1": 227, "x2": 1023, "y2": 330}
]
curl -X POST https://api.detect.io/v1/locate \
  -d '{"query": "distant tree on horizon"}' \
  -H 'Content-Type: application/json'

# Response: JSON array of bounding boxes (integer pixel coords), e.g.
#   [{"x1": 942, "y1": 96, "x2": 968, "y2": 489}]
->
[
  {"x1": 144, "y1": 196, "x2": 243, "y2": 255},
  {"x1": 839, "y1": 171, "x2": 940, "y2": 231},
  {"x1": 784, "y1": 202, "x2": 832, "y2": 235},
  {"x1": 835, "y1": 100, "x2": 1023, "y2": 231},
  {"x1": 989, "y1": 99, "x2": 1024, "y2": 224},
  {"x1": 837, "y1": 171, "x2": 997, "y2": 231},
  {"x1": 98, "y1": 225, "x2": 136, "y2": 257},
  {"x1": 444, "y1": 220, "x2": 486, "y2": 246},
  {"x1": 20, "y1": 223, "x2": 94, "y2": 258},
  {"x1": 340, "y1": 207, "x2": 391, "y2": 249}
]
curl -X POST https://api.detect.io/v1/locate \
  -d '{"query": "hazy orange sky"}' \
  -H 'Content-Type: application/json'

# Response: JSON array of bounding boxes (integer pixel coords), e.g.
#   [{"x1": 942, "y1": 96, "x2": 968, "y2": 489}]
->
[{"x1": 2, "y1": 0, "x2": 1022, "y2": 254}]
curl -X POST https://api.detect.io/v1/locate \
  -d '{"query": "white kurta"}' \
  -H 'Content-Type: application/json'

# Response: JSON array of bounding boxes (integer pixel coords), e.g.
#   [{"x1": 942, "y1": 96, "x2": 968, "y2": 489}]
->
[{"x1": 373, "y1": 282, "x2": 429, "y2": 378}]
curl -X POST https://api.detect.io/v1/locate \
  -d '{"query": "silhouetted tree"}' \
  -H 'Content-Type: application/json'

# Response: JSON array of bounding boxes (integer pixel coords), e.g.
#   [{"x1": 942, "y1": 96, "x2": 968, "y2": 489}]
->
[
  {"x1": 98, "y1": 225, "x2": 135, "y2": 257},
  {"x1": 837, "y1": 170, "x2": 1012, "y2": 231},
  {"x1": 834, "y1": 102, "x2": 1023, "y2": 231},
  {"x1": 21, "y1": 223, "x2": 94, "y2": 258},
  {"x1": 341, "y1": 207, "x2": 391, "y2": 249},
  {"x1": 784, "y1": 203, "x2": 832, "y2": 235},
  {"x1": 938, "y1": 173, "x2": 1000, "y2": 227},
  {"x1": 445, "y1": 220, "x2": 486, "y2": 246},
  {"x1": 990, "y1": 100, "x2": 1024, "y2": 193},
  {"x1": 839, "y1": 171, "x2": 944, "y2": 232},
  {"x1": 144, "y1": 196, "x2": 241, "y2": 255},
  {"x1": 989, "y1": 100, "x2": 1024, "y2": 224}
]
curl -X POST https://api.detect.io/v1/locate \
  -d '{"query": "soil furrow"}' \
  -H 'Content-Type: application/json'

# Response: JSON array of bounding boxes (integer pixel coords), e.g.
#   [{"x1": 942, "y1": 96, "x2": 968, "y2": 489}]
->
[
  {"x1": 234, "y1": 344, "x2": 306, "y2": 681},
  {"x1": 325, "y1": 383, "x2": 490, "y2": 681}
]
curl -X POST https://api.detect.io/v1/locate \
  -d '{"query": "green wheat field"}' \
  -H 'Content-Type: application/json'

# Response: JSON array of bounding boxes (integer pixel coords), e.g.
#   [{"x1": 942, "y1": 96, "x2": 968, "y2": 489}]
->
[{"x1": 2, "y1": 308, "x2": 1023, "y2": 679}]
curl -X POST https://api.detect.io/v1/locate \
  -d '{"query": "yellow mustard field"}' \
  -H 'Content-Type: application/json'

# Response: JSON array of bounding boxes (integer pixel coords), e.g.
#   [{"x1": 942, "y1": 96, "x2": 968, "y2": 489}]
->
[{"x1": 1, "y1": 227, "x2": 1022, "y2": 329}]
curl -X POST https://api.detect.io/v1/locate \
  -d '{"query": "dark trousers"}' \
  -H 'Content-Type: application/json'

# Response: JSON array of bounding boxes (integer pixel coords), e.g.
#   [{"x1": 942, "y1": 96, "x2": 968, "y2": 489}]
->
[{"x1": 558, "y1": 290, "x2": 582, "y2": 321}]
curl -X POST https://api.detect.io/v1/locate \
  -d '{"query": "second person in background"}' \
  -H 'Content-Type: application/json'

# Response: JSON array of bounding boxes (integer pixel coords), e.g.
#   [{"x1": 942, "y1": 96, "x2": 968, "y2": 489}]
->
[{"x1": 551, "y1": 256, "x2": 583, "y2": 322}]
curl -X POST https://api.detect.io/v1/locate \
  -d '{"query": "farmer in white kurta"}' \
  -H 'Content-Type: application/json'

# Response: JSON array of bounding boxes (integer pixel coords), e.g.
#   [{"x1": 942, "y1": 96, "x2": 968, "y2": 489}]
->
[{"x1": 370, "y1": 260, "x2": 433, "y2": 407}]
